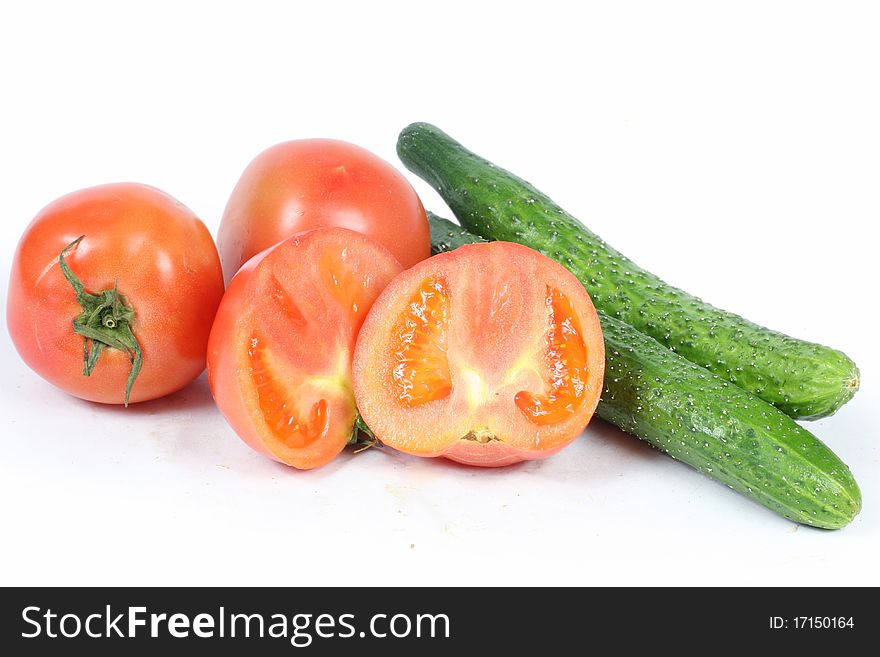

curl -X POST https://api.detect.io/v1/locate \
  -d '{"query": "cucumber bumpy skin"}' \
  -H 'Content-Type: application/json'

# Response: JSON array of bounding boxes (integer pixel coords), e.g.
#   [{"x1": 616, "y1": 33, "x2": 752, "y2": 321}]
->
[
  {"x1": 428, "y1": 214, "x2": 861, "y2": 529},
  {"x1": 403, "y1": 124, "x2": 859, "y2": 420}
]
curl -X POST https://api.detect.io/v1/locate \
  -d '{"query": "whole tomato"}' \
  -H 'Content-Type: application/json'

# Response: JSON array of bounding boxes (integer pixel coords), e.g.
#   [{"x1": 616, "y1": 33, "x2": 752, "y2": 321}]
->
[
  {"x1": 7, "y1": 183, "x2": 225, "y2": 404},
  {"x1": 217, "y1": 139, "x2": 430, "y2": 283}
]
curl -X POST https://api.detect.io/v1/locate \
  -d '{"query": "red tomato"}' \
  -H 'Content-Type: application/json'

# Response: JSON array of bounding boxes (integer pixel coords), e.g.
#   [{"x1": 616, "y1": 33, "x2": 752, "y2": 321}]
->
[
  {"x1": 217, "y1": 139, "x2": 430, "y2": 283},
  {"x1": 353, "y1": 241, "x2": 606, "y2": 467},
  {"x1": 207, "y1": 227, "x2": 402, "y2": 469},
  {"x1": 7, "y1": 183, "x2": 224, "y2": 404}
]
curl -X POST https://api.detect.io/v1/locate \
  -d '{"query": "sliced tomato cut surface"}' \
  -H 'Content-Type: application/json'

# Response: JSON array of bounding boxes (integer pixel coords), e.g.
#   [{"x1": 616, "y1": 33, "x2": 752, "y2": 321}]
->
[
  {"x1": 353, "y1": 241, "x2": 605, "y2": 467},
  {"x1": 207, "y1": 228, "x2": 402, "y2": 469}
]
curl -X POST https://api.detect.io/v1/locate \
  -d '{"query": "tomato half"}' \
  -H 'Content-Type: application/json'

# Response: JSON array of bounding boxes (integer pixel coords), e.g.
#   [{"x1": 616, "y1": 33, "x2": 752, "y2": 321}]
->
[
  {"x1": 7, "y1": 183, "x2": 224, "y2": 405},
  {"x1": 353, "y1": 241, "x2": 605, "y2": 467},
  {"x1": 207, "y1": 227, "x2": 402, "y2": 469},
  {"x1": 217, "y1": 139, "x2": 430, "y2": 283}
]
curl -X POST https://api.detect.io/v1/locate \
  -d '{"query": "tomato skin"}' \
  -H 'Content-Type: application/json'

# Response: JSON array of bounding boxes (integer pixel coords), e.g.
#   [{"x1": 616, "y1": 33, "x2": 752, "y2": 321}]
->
[
  {"x1": 217, "y1": 139, "x2": 430, "y2": 283},
  {"x1": 7, "y1": 183, "x2": 224, "y2": 404},
  {"x1": 353, "y1": 241, "x2": 606, "y2": 467},
  {"x1": 207, "y1": 247, "x2": 276, "y2": 462},
  {"x1": 207, "y1": 227, "x2": 402, "y2": 470}
]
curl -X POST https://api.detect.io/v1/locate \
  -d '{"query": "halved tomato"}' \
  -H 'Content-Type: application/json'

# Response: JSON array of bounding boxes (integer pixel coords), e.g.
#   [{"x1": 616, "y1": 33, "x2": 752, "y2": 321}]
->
[
  {"x1": 207, "y1": 228, "x2": 402, "y2": 469},
  {"x1": 353, "y1": 241, "x2": 605, "y2": 467}
]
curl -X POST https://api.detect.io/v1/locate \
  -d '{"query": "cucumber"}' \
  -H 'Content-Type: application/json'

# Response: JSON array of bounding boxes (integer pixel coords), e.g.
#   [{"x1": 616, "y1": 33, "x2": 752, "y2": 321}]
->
[
  {"x1": 428, "y1": 210, "x2": 484, "y2": 255},
  {"x1": 403, "y1": 123, "x2": 859, "y2": 420},
  {"x1": 428, "y1": 214, "x2": 861, "y2": 529}
]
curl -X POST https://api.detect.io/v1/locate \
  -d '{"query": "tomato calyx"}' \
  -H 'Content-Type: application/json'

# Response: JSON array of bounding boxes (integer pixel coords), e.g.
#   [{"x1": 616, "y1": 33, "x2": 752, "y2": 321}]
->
[
  {"x1": 59, "y1": 236, "x2": 143, "y2": 406},
  {"x1": 349, "y1": 414, "x2": 380, "y2": 452}
]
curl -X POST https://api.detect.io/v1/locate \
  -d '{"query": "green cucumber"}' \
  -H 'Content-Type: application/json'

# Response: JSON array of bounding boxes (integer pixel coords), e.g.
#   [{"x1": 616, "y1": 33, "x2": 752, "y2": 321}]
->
[
  {"x1": 428, "y1": 210, "x2": 485, "y2": 255},
  {"x1": 403, "y1": 123, "x2": 859, "y2": 420},
  {"x1": 428, "y1": 214, "x2": 861, "y2": 529}
]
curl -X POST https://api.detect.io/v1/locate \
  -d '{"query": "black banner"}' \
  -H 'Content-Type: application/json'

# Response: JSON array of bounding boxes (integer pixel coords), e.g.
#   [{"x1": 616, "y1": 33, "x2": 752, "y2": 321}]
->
[{"x1": 0, "y1": 587, "x2": 873, "y2": 654}]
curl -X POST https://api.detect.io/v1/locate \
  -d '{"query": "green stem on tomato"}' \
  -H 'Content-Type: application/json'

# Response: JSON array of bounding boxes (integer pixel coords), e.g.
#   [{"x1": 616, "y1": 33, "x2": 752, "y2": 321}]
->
[
  {"x1": 349, "y1": 414, "x2": 380, "y2": 452},
  {"x1": 59, "y1": 236, "x2": 143, "y2": 406}
]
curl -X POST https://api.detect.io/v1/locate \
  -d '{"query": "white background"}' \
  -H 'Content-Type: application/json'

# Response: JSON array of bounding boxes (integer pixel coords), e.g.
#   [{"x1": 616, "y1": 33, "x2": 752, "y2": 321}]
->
[{"x1": 1, "y1": 1, "x2": 877, "y2": 586}]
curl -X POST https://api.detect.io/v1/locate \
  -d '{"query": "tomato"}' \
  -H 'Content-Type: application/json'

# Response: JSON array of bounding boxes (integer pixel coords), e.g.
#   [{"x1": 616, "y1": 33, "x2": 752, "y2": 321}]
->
[
  {"x1": 7, "y1": 183, "x2": 225, "y2": 405},
  {"x1": 352, "y1": 241, "x2": 605, "y2": 467},
  {"x1": 207, "y1": 227, "x2": 402, "y2": 469},
  {"x1": 217, "y1": 139, "x2": 430, "y2": 283}
]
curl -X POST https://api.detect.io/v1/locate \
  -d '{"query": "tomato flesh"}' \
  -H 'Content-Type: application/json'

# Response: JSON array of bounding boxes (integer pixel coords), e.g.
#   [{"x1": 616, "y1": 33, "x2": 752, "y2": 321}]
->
[
  {"x1": 208, "y1": 228, "x2": 402, "y2": 469},
  {"x1": 391, "y1": 276, "x2": 452, "y2": 407},
  {"x1": 353, "y1": 241, "x2": 605, "y2": 467},
  {"x1": 248, "y1": 331, "x2": 330, "y2": 449},
  {"x1": 514, "y1": 287, "x2": 588, "y2": 425}
]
